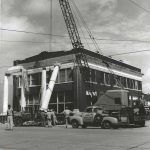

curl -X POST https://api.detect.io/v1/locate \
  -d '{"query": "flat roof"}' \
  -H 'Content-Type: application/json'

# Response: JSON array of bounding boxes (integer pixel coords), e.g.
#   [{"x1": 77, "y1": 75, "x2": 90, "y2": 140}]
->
[{"x1": 14, "y1": 48, "x2": 141, "y2": 73}]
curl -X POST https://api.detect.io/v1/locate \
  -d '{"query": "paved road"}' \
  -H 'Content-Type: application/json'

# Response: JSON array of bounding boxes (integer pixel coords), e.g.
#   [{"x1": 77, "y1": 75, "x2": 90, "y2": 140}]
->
[{"x1": 0, "y1": 121, "x2": 150, "y2": 150}]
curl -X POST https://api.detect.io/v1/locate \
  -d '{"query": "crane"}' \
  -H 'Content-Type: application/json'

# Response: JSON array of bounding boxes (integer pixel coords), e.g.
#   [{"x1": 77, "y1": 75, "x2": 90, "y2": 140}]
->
[{"x1": 59, "y1": 0, "x2": 94, "y2": 97}]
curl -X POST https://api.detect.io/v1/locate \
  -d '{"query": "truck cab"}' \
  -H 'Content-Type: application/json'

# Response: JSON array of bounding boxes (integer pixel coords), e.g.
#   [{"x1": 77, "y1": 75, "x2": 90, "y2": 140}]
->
[{"x1": 95, "y1": 89, "x2": 146, "y2": 127}]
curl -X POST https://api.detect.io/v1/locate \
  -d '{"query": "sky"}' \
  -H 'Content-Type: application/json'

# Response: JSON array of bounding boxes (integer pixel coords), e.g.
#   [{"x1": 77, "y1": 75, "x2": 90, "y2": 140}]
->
[{"x1": 1, "y1": 0, "x2": 150, "y2": 99}]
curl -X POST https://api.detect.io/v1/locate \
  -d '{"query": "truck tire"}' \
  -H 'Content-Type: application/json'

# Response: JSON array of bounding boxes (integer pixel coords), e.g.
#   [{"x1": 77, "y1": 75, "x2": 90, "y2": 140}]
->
[
  {"x1": 71, "y1": 120, "x2": 79, "y2": 128},
  {"x1": 102, "y1": 121, "x2": 112, "y2": 129}
]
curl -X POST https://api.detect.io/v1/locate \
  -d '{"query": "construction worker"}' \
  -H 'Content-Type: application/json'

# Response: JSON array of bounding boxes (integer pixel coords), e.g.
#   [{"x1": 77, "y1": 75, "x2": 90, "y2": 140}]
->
[
  {"x1": 51, "y1": 109, "x2": 57, "y2": 126},
  {"x1": 47, "y1": 109, "x2": 52, "y2": 127},
  {"x1": 40, "y1": 110, "x2": 46, "y2": 127},
  {"x1": 63, "y1": 106, "x2": 71, "y2": 128},
  {"x1": 7, "y1": 104, "x2": 14, "y2": 131}
]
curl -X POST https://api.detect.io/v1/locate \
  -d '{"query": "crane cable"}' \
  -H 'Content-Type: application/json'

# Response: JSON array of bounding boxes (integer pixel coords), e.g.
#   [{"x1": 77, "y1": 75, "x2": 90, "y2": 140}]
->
[
  {"x1": 70, "y1": 0, "x2": 124, "y2": 89},
  {"x1": 71, "y1": 0, "x2": 102, "y2": 55}
]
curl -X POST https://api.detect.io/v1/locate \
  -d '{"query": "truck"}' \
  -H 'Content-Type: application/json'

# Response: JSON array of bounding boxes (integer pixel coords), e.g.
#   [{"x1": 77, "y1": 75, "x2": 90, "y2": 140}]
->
[
  {"x1": 94, "y1": 89, "x2": 146, "y2": 127},
  {"x1": 69, "y1": 106, "x2": 118, "y2": 129}
]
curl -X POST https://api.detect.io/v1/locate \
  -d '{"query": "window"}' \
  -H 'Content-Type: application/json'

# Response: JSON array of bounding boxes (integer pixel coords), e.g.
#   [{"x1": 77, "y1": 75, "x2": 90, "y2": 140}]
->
[
  {"x1": 65, "y1": 91, "x2": 73, "y2": 102},
  {"x1": 90, "y1": 69, "x2": 96, "y2": 82},
  {"x1": 138, "y1": 81, "x2": 142, "y2": 90},
  {"x1": 135, "y1": 81, "x2": 138, "y2": 90},
  {"x1": 31, "y1": 73, "x2": 41, "y2": 85},
  {"x1": 105, "y1": 73, "x2": 110, "y2": 85},
  {"x1": 132, "y1": 80, "x2": 135, "y2": 89},
  {"x1": 96, "y1": 71, "x2": 104, "y2": 84},
  {"x1": 58, "y1": 91, "x2": 64, "y2": 102},
  {"x1": 127, "y1": 78, "x2": 132, "y2": 89},
  {"x1": 121, "y1": 77, "x2": 127, "y2": 88},
  {"x1": 114, "y1": 98, "x2": 121, "y2": 105},
  {"x1": 49, "y1": 91, "x2": 73, "y2": 113},
  {"x1": 60, "y1": 69, "x2": 66, "y2": 83},
  {"x1": 51, "y1": 92, "x2": 57, "y2": 103},
  {"x1": 127, "y1": 79, "x2": 134, "y2": 89},
  {"x1": 66, "y1": 68, "x2": 73, "y2": 82}
]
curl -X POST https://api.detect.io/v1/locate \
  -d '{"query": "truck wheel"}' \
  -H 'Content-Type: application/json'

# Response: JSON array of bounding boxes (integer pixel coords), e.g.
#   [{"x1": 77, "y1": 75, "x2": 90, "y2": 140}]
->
[
  {"x1": 102, "y1": 121, "x2": 112, "y2": 129},
  {"x1": 71, "y1": 120, "x2": 79, "y2": 128}
]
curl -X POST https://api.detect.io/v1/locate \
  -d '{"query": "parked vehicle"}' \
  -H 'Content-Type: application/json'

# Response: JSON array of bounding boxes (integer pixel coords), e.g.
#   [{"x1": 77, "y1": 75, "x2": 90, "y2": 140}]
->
[{"x1": 69, "y1": 106, "x2": 118, "y2": 129}]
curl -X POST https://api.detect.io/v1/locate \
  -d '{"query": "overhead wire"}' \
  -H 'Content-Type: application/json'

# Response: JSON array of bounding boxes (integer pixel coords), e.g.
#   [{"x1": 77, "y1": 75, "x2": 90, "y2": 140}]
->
[
  {"x1": 2, "y1": 27, "x2": 150, "y2": 44},
  {"x1": 128, "y1": 0, "x2": 150, "y2": 14},
  {"x1": 0, "y1": 39, "x2": 123, "y2": 45},
  {"x1": 109, "y1": 49, "x2": 150, "y2": 57},
  {"x1": 71, "y1": 0, "x2": 103, "y2": 55},
  {"x1": 0, "y1": 27, "x2": 68, "y2": 37},
  {"x1": 70, "y1": 0, "x2": 124, "y2": 89},
  {"x1": 69, "y1": 0, "x2": 91, "y2": 50}
]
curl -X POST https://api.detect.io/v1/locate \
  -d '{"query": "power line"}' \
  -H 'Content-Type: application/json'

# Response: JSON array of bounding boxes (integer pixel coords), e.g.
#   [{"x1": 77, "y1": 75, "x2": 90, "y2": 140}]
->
[
  {"x1": 0, "y1": 39, "x2": 124, "y2": 45},
  {"x1": 95, "y1": 38, "x2": 150, "y2": 43},
  {"x1": 109, "y1": 49, "x2": 150, "y2": 56},
  {"x1": 2, "y1": 27, "x2": 150, "y2": 44},
  {"x1": 0, "y1": 27, "x2": 68, "y2": 38},
  {"x1": 0, "y1": 39, "x2": 68, "y2": 44},
  {"x1": 128, "y1": 0, "x2": 150, "y2": 14}
]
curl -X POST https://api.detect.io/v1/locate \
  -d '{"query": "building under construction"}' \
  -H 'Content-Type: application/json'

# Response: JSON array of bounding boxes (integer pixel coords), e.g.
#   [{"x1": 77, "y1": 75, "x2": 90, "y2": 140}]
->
[
  {"x1": 4, "y1": 48, "x2": 142, "y2": 114},
  {"x1": 2, "y1": 0, "x2": 143, "y2": 115}
]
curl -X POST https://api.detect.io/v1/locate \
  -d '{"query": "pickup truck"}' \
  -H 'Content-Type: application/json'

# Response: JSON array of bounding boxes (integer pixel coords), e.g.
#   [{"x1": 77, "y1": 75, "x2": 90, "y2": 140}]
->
[{"x1": 69, "y1": 106, "x2": 118, "y2": 129}]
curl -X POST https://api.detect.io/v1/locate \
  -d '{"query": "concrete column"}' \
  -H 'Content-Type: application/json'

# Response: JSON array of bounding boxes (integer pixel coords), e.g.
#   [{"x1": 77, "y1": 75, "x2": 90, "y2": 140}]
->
[
  {"x1": 40, "y1": 65, "x2": 59, "y2": 111},
  {"x1": 3, "y1": 75, "x2": 9, "y2": 114},
  {"x1": 20, "y1": 79, "x2": 26, "y2": 111},
  {"x1": 41, "y1": 68, "x2": 46, "y2": 105}
]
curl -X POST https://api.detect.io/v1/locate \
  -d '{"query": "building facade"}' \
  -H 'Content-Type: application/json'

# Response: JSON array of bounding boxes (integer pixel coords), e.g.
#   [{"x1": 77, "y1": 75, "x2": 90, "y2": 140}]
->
[{"x1": 11, "y1": 49, "x2": 142, "y2": 114}]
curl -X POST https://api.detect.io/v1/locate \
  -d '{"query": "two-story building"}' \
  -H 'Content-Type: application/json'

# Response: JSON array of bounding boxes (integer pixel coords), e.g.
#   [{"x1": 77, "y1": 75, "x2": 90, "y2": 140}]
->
[{"x1": 3, "y1": 48, "x2": 142, "y2": 114}]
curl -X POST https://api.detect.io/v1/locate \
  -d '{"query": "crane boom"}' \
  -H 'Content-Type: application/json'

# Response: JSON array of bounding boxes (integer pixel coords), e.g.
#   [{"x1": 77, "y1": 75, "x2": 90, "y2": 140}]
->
[
  {"x1": 59, "y1": 0, "x2": 94, "y2": 97},
  {"x1": 59, "y1": 0, "x2": 83, "y2": 49}
]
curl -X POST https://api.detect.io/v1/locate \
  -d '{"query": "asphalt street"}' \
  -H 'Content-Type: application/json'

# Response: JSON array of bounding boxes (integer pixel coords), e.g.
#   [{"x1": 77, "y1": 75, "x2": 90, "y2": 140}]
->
[{"x1": 0, "y1": 121, "x2": 150, "y2": 150}]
